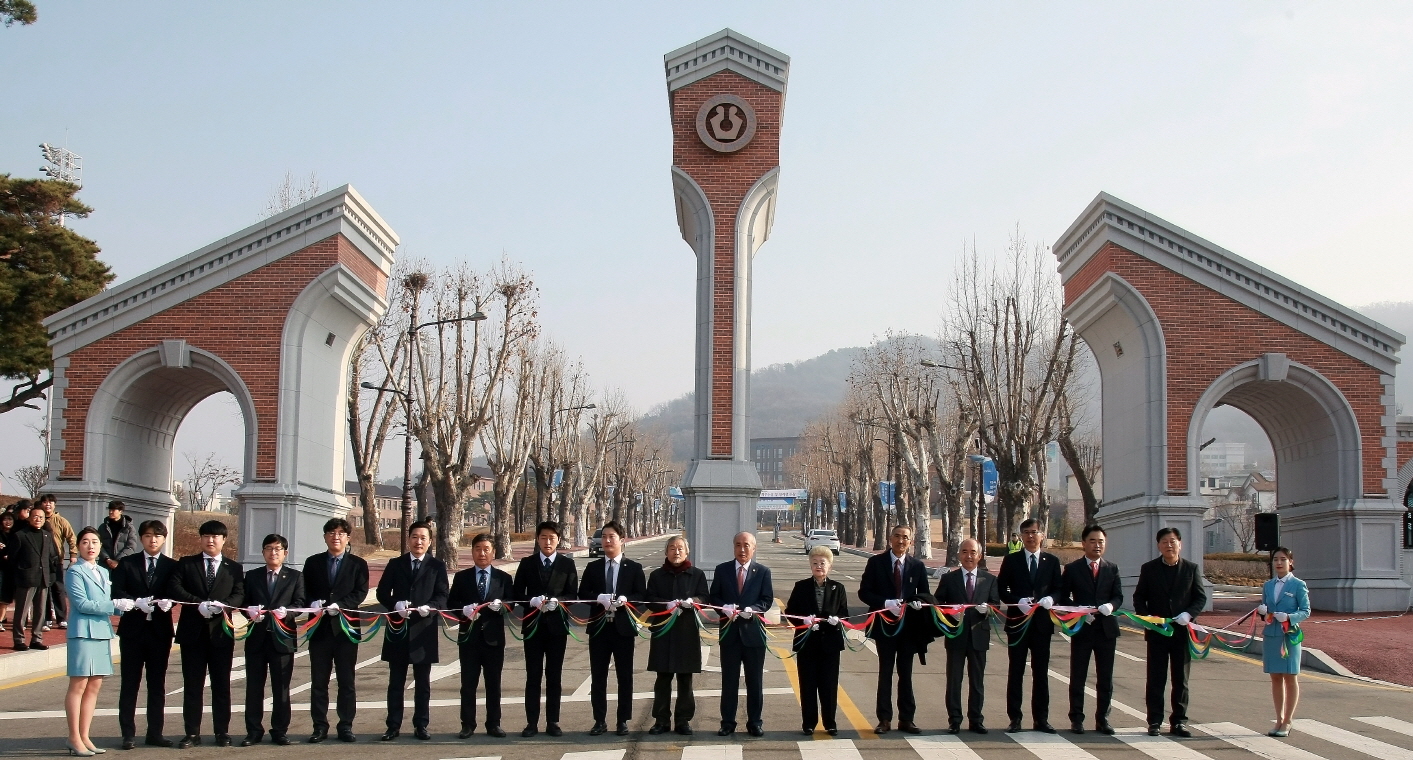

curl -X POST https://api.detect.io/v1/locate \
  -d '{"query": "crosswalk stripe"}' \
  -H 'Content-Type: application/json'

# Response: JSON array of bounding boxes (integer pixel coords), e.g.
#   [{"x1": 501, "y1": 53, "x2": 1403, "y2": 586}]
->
[
  {"x1": 1195, "y1": 722, "x2": 1328, "y2": 760},
  {"x1": 1293, "y1": 720, "x2": 1413, "y2": 760},
  {"x1": 289, "y1": 654, "x2": 381, "y2": 697},
  {"x1": 560, "y1": 751, "x2": 625, "y2": 760},
  {"x1": 799, "y1": 738, "x2": 863, "y2": 760},
  {"x1": 1113, "y1": 727, "x2": 1220, "y2": 760},
  {"x1": 1045, "y1": 669, "x2": 1146, "y2": 721},
  {"x1": 1356, "y1": 718, "x2": 1413, "y2": 740},
  {"x1": 906, "y1": 734, "x2": 986, "y2": 760},
  {"x1": 1007, "y1": 730, "x2": 1101, "y2": 760},
  {"x1": 439, "y1": 756, "x2": 501, "y2": 760},
  {"x1": 681, "y1": 747, "x2": 742, "y2": 760}
]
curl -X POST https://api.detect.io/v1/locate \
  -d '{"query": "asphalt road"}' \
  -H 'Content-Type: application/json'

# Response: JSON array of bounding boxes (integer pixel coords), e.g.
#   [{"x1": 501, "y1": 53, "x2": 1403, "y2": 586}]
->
[{"x1": 1, "y1": 533, "x2": 1410, "y2": 760}]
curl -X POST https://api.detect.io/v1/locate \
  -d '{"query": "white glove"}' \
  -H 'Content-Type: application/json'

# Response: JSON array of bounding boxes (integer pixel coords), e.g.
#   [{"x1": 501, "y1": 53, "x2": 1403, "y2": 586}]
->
[
  {"x1": 1018, "y1": 598, "x2": 1034, "y2": 616},
  {"x1": 135, "y1": 597, "x2": 155, "y2": 614},
  {"x1": 416, "y1": 605, "x2": 433, "y2": 617},
  {"x1": 615, "y1": 595, "x2": 628, "y2": 608},
  {"x1": 802, "y1": 615, "x2": 817, "y2": 627},
  {"x1": 738, "y1": 607, "x2": 755, "y2": 619},
  {"x1": 309, "y1": 599, "x2": 325, "y2": 611},
  {"x1": 462, "y1": 604, "x2": 479, "y2": 618},
  {"x1": 1256, "y1": 604, "x2": 1269, "y2": 616},
  {"x1": 1097, "y1": 603, "x2": 1113, "y2": 616},
  {"x1": 908, "y1": 600, "x2": 924, "y2": 610},
  {"x1": 597, "y1": 593, "x2": 614, "y2": 608},
  {"x1": 198, "y1": 601, "x2": 217, "y2": 618},
  {"x1": 1174, "y1": 612, "x2": 1192, "y2": 626},
  {"x1": 156, "y1": 599, "x2": 173, "y2": 612},
  {"x1": 827, "y1": 615, "x2": 840, "y2": 626},
  {"x1": 721, "y1": 603, "x2": 738, "y2": 617},
  {"x1": 529, "y1": 595, "x2": 545, "y2": 609},
  {"x1": 1038, "y1": 596, "x2": 1054, "y2": 610},
  {"x1": 273, "y1": 607, "x2": 287, "y2": 620},
  {"x1": 544, "y1": 598, "x2": 559, "y2": 612},
  {"x1": 811, "y1": 621, "x2": 820, "y2": 631},
  {"x1": 394, "y1": 600, "x2": 410, "y2": 618},
  {"x1": 1084, "y1": 613, "x2": 1095, "y2": 624},
  {"x1": 975, "y1": 603, "x2": 990, "y2": 615},
  {"x1": 489, "y1": 599, "x2": 503, "y2": 612},
  {"x1": 113, "y1": 598, "x2": 136, "y2": 613},
  {"x1": 324, "y1": 602, "x2": 340, "y2": 614},
  {"x1": 245, "y1": 605, "x2": 262, "y2": 619},
  {"x1": 679, "y1": 599, "x2": 695, "y2": 609},
  {"x1": 883, "y1": 599, "x2": 903, "y2": 614},
  {"x1": 1273, "y1": 611, "x2": 1288, "y2": 623},
  {"x1": 666, "y1": 599, "x2": 680, "y2": 611}
]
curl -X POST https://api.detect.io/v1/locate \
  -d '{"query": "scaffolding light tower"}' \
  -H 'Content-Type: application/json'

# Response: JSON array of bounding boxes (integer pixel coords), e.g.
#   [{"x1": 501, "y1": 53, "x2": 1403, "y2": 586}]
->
[{"x1": 39, "y1": 142, "x2": 83, "y2": 227}]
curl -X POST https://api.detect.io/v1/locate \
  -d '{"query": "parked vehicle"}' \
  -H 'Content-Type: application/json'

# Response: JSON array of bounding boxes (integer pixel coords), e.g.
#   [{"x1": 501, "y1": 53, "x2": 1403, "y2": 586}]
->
[
  {"x1": 588, "y1": 528, "x2": 604, "y2": 557},
  {"x1": 803, "y1": 529, "x2": 840, "y2": 555}
]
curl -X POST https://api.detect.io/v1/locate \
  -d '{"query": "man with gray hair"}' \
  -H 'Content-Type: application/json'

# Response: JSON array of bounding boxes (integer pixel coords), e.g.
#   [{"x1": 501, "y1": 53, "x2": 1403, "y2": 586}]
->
[{"x1": 709, "y1": 531, "x2": 774, "y2": 737}]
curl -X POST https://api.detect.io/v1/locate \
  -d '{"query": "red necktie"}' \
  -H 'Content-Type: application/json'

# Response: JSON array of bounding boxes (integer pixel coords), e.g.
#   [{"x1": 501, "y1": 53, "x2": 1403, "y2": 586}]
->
[{"x1": 1092, "y1": 561, "x2": 1099, "y2": 579}]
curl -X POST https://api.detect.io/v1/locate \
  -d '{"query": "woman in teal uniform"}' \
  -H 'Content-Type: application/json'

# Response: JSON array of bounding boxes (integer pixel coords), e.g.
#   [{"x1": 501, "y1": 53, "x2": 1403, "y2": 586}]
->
[
  {"x1": 64, "y1": 526, "x2": 127, "y2": 756},
  {"x1": 1256, "y1": 546, "x2": 1309, "y2": 738}
]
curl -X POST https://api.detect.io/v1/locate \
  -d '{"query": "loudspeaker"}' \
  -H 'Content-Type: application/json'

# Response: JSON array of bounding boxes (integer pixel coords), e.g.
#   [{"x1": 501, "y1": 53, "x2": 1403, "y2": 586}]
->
[{"x1": 1254, "y1": 512, "x2": 1280, "y2": 552}]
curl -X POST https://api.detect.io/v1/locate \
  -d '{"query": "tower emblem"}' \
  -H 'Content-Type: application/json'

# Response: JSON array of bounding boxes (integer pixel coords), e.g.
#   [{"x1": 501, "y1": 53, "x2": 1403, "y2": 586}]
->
[{"x1": 695, "y1": 94, "x2": 757, "y2": 153}]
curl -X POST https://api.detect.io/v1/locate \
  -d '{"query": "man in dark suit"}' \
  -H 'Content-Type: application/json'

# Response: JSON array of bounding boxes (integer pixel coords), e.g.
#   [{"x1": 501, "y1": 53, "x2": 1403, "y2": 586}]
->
[
  {"x1": 857, "y1": 524, "x2": 934, "y2": 734},
  {"x1": 166, "y1": 519, "x2": 245, "y2": 748},
  {"x1": 1132, "y1": 526, "x2": 1207, "y2": 738},
  {"x1": 511, "y1": 520, "x2": 579, "y2": 737},
  {"x1": 9, "y1": 505, "x2": 54, "y2": 651},
  {"x1": 302, "y1": 518, "x2": 370, "y2": 743},
  {"x1": 935, "y1": 538, "x2": 1000, "y2": 735},
  {"x1": 1059, "y1": 524, "x2": 1124, "y2": 735},
  {"x1": 996, "y1": 517, "x2": 1064, "y2": 733},
  {"x1": 709, "y1": 531, "x2": 775, "y2": 737},
  {"x1": 447, "y1": 533, "x2": 512, "y2": 739},
  {"x1": 240, "y1": 533, "x2": 307, "y2": 746},
  {"x1": 111, "y1": 519, "x2": 179, "y2": 749},
  {"x1": 375, "y1": 521, "x2": 448, "y2": 741},
  {"x1": 577, "y1": 520, "x2": 647, "y2": 737}
]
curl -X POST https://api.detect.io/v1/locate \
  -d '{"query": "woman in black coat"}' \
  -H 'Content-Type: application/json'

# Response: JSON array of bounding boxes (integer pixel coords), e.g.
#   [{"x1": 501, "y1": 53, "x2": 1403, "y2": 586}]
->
[
  {"x1": 645, "y1": 534, "x2": 709, "y2": 736},
  {"x1": 784, "y1": 545, "x2": 850, "y2": 736}
]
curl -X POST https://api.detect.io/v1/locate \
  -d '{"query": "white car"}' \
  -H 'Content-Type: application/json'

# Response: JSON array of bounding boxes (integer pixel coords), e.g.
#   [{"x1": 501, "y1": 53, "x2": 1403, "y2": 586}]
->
[{"x1": 803, "y1": 529, "x2": 840, "y2": 555}]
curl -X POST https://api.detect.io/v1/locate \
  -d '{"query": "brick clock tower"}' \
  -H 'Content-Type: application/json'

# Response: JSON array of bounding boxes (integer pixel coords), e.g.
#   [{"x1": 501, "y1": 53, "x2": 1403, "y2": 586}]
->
[{"x1": 665, "y1": 29, "x2": 788, "y2": 572}]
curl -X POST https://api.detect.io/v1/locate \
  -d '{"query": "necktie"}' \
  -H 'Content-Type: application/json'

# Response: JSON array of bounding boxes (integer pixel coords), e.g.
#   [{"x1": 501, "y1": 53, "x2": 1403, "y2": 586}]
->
[
  {"x1": 607, "y1": 560, "x2": 617, "y2": 595},
  {"x1": 206, "y1": 557, "x2": 216, "y2": 589},
  {"x1": 412, "y1": 558, "x2": 421, "y2": 577},
  {"x1": 329, "y1": 554, "x2": 341, "y2": 584},
  {"x1": 737, "y1": 564, "x2": 746, "y2": 593},
  {"x1": 268, "y1": 570, "x2": 277, "y2": 596},
  {"x1": 893, "y1": 559, "x2": 903, "y2": 596},
  {"x1": 544, "y1": 556, "x2": 553, "y2": 569},
  {"x1": 965, "y1": 571, "x2": 975, "y2": 602},
  {"x1": 146, "y1": 556, "x2": 156, "y2": 589},
  {"x1": 1091, "y1": 560, "x2": 1099, "y2": 580},
  {"x1": 1028, "y1": 553, "x2": 1038, "y2": 584},
  {"x1": 478, "y1": 569, "x2": 488, "y2": 601}
]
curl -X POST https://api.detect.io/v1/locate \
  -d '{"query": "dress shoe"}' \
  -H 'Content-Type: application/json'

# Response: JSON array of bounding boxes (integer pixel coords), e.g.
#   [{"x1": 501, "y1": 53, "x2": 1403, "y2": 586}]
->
[
  {"x1": 307, "y1": 729, "x2": 328, "y2": 744},
  {"x1": 119, "y1": 739, "x2": 135, "y2": 751},
  {"x1": 486, "y1": 726, "x2": 506, "y2": 738},
  {"x1": 616, "y1": 722, "x2": 630, "y2": 736},
  {"x1": 1007, "y1": 721, "x2": 1024, "y2": 733},
  {"x1": 875, "y1": 721, "x2": 891, "y2": 734},
  {"x1": 970, "y1": 724, "x2": 989, "y2": 735},
  {"x1": 1148, "y1": 724, "x2": 1162, "y2": 736},
  {"x1": 240, "y1": 735, "x2": 261, "y2": 747},
  {"x1": 1170, "y1": 724, "x2": 1192, "y2": 738},
  {"x1": 1097, "y1": 722, "x2": 1116, "y2": 736},
  {"x1": 747, "y1": 725, "x2": 764, "y2": 737},
  {"x1": 900, "y1": 721, "x2": 922, "y2": 735},
  {"x1": 143, "y1": 737, "x2": 172, "y2": 748},
  {"x1": 1072, "y1": 723, "x2": 1086, "y2": 735},
  {"x1": 1035, "y1": 722, "x2": 1057, "y2": 734},
  {"x1": 649, "y1": 724, "x2": 669, "y2": 735},
  {"x1": 521, "y1": 725, "x2": 538, "y2": 738},
  {"x1": 717, "y1": 725, "x2": 735, "y2": 737},
  {"x1": 801, "y1": 728, "x2": 814, "y2": 736},
  {"x1": 947, "y1": 725, "x2": 962, "y2": 735},
  {"x1": 271, "y1": 735, "x2": 292, "y2": 746},
  {"x1": 675, "y1": 723, "x2": 693, "y2": 736},
  {"x1": 11, "y1": 643, "x2": 26, "y2": 652},
  {"x1": 413, "y1": 728, "x2": 431, "y2": 741},
  {"x1": 177, "y1": 736, "x2": 199, "y2": 749},
  {"x1": 215, "y1": 734, "x2": 233, "y2": 747},
  {"x1": 380, "y1": 729, "x2": 399, "y2": 741},
  {"x1": 546, "y1": 723, "x2": 562, "y2": 737},
  {"x1": 589, "y1": 721, "x2": 607, "y2": 736},
  {"x1": 337, "y1": 731, "x2": 357, "y2": 743},
  {"x1": 826, "y1": 728, "x2": 838, "y2": 736},
  {"x1": 458, "y1": 727, "x2": 475, "y2": 739},
  {"x1": 30, "y1": 642, "x2": 48, "y2": 650}
]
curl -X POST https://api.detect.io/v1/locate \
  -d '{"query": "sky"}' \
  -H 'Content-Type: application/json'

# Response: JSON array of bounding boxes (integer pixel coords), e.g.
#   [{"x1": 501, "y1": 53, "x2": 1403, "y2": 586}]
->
[{"x1": 2, "y1": 2, "x2": 1412, "y2": 491}]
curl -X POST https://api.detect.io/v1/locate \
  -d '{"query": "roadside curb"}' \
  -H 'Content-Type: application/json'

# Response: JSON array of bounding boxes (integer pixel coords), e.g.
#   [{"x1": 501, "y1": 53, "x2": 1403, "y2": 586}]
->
[{"x1": 0, "y1": 638, "x2": 119, "y2": 683}]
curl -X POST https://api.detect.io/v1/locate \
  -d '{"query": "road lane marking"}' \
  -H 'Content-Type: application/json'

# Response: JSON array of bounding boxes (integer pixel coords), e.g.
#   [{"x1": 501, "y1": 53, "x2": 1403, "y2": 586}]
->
[
  {"x1": 1356, "y1": 717, "x2": 1413, "y2": 738},
  {"x1": 774, "y1": 647, "x2": 802, "y2": 706},
  {"x1": 799, "y1": 738, "x2": 863, "y2": 760},
  {"x1": 1114, "y1": 727, "x2": 1221, "y2": 760},
  {"x1": 1116, "y1": 650, "x2": 1143, "y2": 662},
  {"x1": 836, "y1": 681, "x2": 876, "y2": 739},
  {"x1": 289, "y1": 654, "x2": 381, "y2": 696},
  {"x1": 1293, "y1": 719, "x2": 1413, "y2": 760},
  {"x1": 907, "y1": 734, "x2": 987, "y2": 760},
  {"x1": 571, "y1": 675, "x2": 592, "y2": 698},
  {"x1": 561, "y1": 752, "x2": 625, "y2": 760},
  {"x1": 1008, "y1": 729, "x2": 1102, "y2": 760},
  {"x1": 1195, "y1": 722, "x2": 1329, "y2": 760},
  {"x1": 681, "y1": 748, "x2": 742, "y2": 760}
]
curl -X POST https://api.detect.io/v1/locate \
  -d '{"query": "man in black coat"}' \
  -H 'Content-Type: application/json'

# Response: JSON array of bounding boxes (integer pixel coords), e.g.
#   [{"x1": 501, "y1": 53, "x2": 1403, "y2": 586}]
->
[
  {"x1": 1132, "y1": 526, "x2": 1207, "y2": 738},
  {"x1": 375, "y1": 521, "x2": 449, "y2": 741},
  {"x1": 111, "y1": 519, "x2": 179, "y2": 749},
  {"x1": 857, "y1": 524, "x2": 935, "y2": 734},
  {"x1": 709, "y1": 531, "x2": 775, "y2": 737},
  {"x1": 97, "y1": 500, "x2": 140, "y2": 571},
  {"x1": 302, "y1": 518, "x2": 370, "y2": 743},
  {"x1": 935, "y1": 538, "x2": 1001, "y2": 734},
  {"x1": 996, "y1": 517, "x2": 1064, "y2": 733},
  {"x1": 240, "y1": 534, "x2": 307, "y2": 746},
  {"x1": 1058, "y1": 524, "x2": 1124, "y2": 735},
  {"x1": 510, "y1": 520, "x2": 579, "y2": 738},
  {"x1": 577, "y1": 520, "x2": 648, "y2": 737},
  {"x1": 447, "y1": 533, "x2": 512, "y2": 739},
  {"x1": 9, "y1": 506, "x2": 54, "y2": 650},
  {"x1": 166, "y1": 520, "x2": 245, "y2": 748}
]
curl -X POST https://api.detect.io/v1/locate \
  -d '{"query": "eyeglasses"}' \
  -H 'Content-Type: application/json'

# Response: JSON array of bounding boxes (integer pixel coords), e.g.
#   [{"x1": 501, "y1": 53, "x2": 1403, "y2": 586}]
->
[{"x1": 325, "y1": 532, "x2": 349, "y2": 538}]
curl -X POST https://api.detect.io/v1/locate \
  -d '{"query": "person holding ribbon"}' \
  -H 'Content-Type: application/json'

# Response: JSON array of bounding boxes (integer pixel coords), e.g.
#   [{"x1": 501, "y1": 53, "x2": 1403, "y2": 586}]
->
[
  {"x1": 710, "y1": 531, "x2": 775, "y2": 737},
  {"x1": 511, "y1": 521, "x2": 579, "y2": 738},
  {"x1": 577, "y1": 521, "x2": 647, "y2": 737},
  {"x1": 111, "y1": 520, "x2": 178, "y2": 749},
  {"x1": 447, "y1": 533, "x2": 511, "y2": 739},
  {"x1": 240, "y1": 533, "x2": 306, "y2": 746},
  {"x1": 858, "y1": 524, "x2": 934, "y2": 735},
  {"x1": 166, "y1": 520, "x2": 245, "y2": 748},
  {"x1": 1058, "y1": 524, "x2": 1123, "y2": 736},
  {"x1": 375, "y1": 521, "x2": 448, "y2": 741},
  {"x1": 1257, "y1": 546, "x2": 1309, "y2": 738},
  {"x1": 302, "y1": 518, "x2": 369, "y2": 744},
  {"x1": 784, "y1": 545, "x2": 850, "y2": 736},
  {"x1": 645, "y1": 534, "x2": 709, "y2": 736},
  {"x1": 997, "y1": 517, "x2": 1063, "y2": 733},
  {"x1": 63, "y1": 527, "x2": 118, "y2": 757},
  {"x1": 935, "y1": 537, "x2": 1000, "y2": 735},
  {"x1": 1132, "y1": 526, "x2": 1206, "y2": 737}
]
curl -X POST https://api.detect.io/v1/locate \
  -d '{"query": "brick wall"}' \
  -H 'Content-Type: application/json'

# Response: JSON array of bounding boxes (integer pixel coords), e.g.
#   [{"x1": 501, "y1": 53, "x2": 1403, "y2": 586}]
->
[
  {"x1": 57, "y1": 234, "x2": 384, "y2": 481},
  {"x1": 1067, "y1": 242, "x2": 1390, "y2": 496},
  {"x1": 670, "y1": 71, "x2": 782, "y2": 458}
]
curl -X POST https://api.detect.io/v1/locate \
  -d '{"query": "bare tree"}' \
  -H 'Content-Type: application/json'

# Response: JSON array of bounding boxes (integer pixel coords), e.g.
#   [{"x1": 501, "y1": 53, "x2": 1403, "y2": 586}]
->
[
  {"x1": 262, "y1": 171, "x2": 322, "y2": 218},
  {"x1": 481, "y1": 340, "x2": 554, "y2": 557},
  {"x1": 182, "y1": 452, "x2": 240, "y2": 512},
  {"x1": 347, "y1": 299, "x2": 406, "y2": 547},
  {"x1": 1215, "y1": 501, "x2": 1257, "y2": 552},
  {"x1": 528, "y1": 353, "x2": 590, "y2": 528},
  {"x1": 13, "y1": 464, "x2": 47, "y2": 498}
]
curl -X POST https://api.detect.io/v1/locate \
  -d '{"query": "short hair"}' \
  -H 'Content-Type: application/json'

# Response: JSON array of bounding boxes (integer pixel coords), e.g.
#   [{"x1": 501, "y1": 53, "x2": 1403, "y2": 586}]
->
[
  {"x1": 536, "y1": 521, "x2": 561, "y2": 539},
  {"x1": 1155, "y1": 526, "x2": 1182, "y2": 542},
  {"x1": 889, "y1": 524, "x2": 913, "y2": 537},
  {"x1": 138, "y1": 520, "x2": 168, "y2": 537},
  {"x1": 262, "y1": 534, "x2": 288, "y2": 551},
  {"x1": 1081, "y1": 524, "x2": 1107, "y2": 540},
  {"x1": 471, "y1": 533, "x2": 494, "y2": 548},
  {"x1": 39, "y1": 494, "x2": 55, "y2": 504},
  {"x1": 600, "y1": 521, "x2": 625, "y2": 539},
  {"x1": 323, "y1": 518, "x2": 352, "y2": 535},
  {"x1": 408, "y1": 520, "x2": 433, "y2": 537},
  {"x1": 1019, "y1": 518, "x2": 1040, "y2": 532},
  {"x1": 666, "y1": 534, "x2": 689, "y2": 552},
  {"x1": 0, "y1": 512, "x2": 13, "y2": 524},
  {"x1": 14, "y1": 499, "x2": 30, "y2": 511},
  {"x1": 107, "y1": 500, "x2": 125, "y2": 511},
  {"x1": 77, "y1": 526, "x2": 100, "y2": 542},
  {"x1": 198, "y1": 520, "x2": 228, "y2": 537},
  {"x1": 809, "y1": 545, "x2": 835, "y2": 562},
  {"x1": 1271, "y1": 546, "x2": 1294, "y2": 561}
]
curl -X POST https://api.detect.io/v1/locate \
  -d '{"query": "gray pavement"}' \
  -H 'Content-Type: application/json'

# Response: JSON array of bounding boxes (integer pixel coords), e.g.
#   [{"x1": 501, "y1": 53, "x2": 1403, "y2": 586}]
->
[{"x1": 0, "y1": 533, "x2": 1410, "y2": 760}]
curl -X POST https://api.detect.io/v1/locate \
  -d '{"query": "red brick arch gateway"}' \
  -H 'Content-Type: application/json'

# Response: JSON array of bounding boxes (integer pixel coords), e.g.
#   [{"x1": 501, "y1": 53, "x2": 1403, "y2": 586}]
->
[
  {"x1": 1055, "y1": 193, "x2": 1409, "y2": 613},
  {"x1": 41, "y1": 186, "x2": 395, "y2": 566}
]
